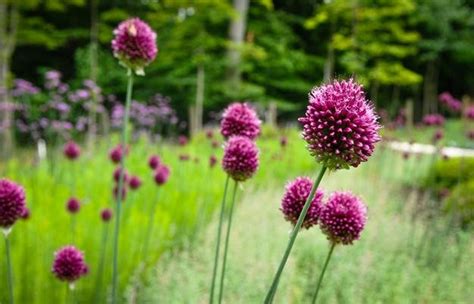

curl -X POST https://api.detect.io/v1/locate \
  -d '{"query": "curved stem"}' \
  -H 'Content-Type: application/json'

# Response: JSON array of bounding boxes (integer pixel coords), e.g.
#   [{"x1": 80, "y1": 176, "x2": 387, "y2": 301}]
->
[
  {"x1": 311, "y1": 243, "x2": 336, "y2": 304},
  {"x1": 209, "y1": 175, "x2": 230, "y2": 304},
  {"x1": 218, "y1": 180, "x2": 238, "y2": 304},
  {"x1": 111, "y1": 69, "x2": 134, "y2": 304},
  {"x1": 142, "y1": 189, "x2": 161, "y2": 263},
  {"x1": 94, "y1": 224, "x2": 110, "y2": 303},
  {"x1": 264, "y1": 166, "x2": 327, "y2": 303},
  {"x1": 4, "y1": 233, "x2": 14, "y2": 304}
]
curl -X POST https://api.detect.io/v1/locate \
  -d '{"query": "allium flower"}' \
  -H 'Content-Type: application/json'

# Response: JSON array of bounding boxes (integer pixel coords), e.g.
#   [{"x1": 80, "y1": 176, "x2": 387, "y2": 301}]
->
[
  {"x1": 66, "y1": 197, "x2": 80, "y2": 214},
  {"x1": 179, "y1": 154, "x2": 190, "y2": 161},
  {"x1": 113, "y1": 167, "x2": 129, "y2": 183},
  {"x1": 111, "y1": 17, "x2": 157, "y2": 75},
  {"x1": 0, "y1": 179, "x2": 27, "y2": 228},
  {"x1": 423, "y1": 114, "x2": 445, "y2": 126},
  {"x1": 222, "y1": 136, "x2": 259, "y2": 182},
  {"x1": 101, "y1": 208, "x2": 113, "y2": 222},
  {"x1": 280, "y1": 177, "x2": 324, "y2": 229},
  {"x1": 109, "y1": 145, "x2": 128, "y2": 164},
  {"x1": 465, "y1": 106, "x2": 474, "y2": 120},
  {"x1": 113, "y1": 185, "x2": 127, "y2": 201},
  {"x1": 211, "y1": 140, "x2": 219, "y2": 149},
  {"x1": 299, "y1": 79, "x2": 381, "y2": 170},
  {"x1": 319, "y1": 192, "x2": 367, "y2": 245},
  {"x1": 154, "y1": 164, "x2": 170, "y2": 185},
  {"x1": 63, "y1": 141, "x2": 81, "y2": 160},
  {"x1": 432, "y1": 129, "x2": 443, "y2": 143},
  {"x1": 467, "y1": 130, "x2": 474, "y2": 140},
  {"x1": 402, "y1": 151, "x2": 410, "y2": 160},
  {"x1": 206, "y1": 130, "x2": 214, "y2": 139},
  {"x1": 220, "y1": 103, "x2": 261, "y2": 140},
  {"x1": 52, "y1": 246, "x2": 88, "y2": 282},
  {"x1": 128, "y1": 176, "x2": 142, "y2": 190},
  {"x1": 148, "y1": 155, "x2": 160, "y2": 169},
  {"x1": 438, "y1": 92, "x2": 462, "y2": 112},
  {"x1": 280, "y1": 136, "x2": 288, "y2": 148},
  {"x1": 178, "y1": 135, "x2": 188, "y2": 146},
  {"x1": 209, "y1": 155, "x2": 217, "y2": 168}
]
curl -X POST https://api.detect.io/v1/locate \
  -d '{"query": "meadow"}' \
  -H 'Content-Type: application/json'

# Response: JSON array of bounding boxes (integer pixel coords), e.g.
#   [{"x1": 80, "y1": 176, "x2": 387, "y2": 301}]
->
[{"x1": 1, "y1": 127, "x2": 472, "y2": 303}]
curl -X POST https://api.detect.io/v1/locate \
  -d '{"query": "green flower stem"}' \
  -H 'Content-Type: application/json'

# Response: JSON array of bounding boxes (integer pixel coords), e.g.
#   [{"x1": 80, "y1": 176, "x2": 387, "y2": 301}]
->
[
  {"x1": 141, "y1": 190, "x2": 161, "y2": 263},
  {"x1": 209, "y1": 175, "x2": 230, "y2": 304},
  {"x1": 264, "y1": 165, "x2": 327, "y2": 304},
  {"x1": 311, "y1": 243, "x2": 336, "y2": 304},
  {"x1": 111, "y1": 69, "x2": 134, "y2": 304},
  {"x1": 94, "y1": 223, "x2": 110, "y2": 303},
  {"x1": 218, "y1": 179, "x2": 238, "y2": 304},
  {"x1": 4, "y1": 231, "x2": 14, "y2": 304}
]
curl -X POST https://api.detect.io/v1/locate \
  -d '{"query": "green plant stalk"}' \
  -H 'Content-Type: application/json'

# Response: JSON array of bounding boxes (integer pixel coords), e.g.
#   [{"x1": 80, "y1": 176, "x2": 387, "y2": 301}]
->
[
  {"x1": 311, "y1": 243, "x2": 336, "y2": 304},
  {"x1": 264, "y1": 165, "x2": 327, "y2": 303},
  {"x1": 217, "y1": 179, "x2": 238, "y2": 304},
  {"x1": 209, "y1": 175, "x2": 230, "y2": 304},
  {"x1": 111, "y1": 69, "x2": 134, "y2": 304},
  {"x1": 94, "y1": 223, "x2": 110, "y2": 303},
  {"x1": 141, "y1": 190, "x2": 161, "y2": 263},
  {"x1": 4, "y1": 231, "x2": 14, "y2": 304}
]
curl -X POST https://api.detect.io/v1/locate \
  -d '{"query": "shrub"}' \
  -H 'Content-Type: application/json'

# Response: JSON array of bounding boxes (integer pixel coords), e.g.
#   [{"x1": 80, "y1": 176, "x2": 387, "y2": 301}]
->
[{"x1": 444, "y1": 180, "x2": 474, "y2": 226}]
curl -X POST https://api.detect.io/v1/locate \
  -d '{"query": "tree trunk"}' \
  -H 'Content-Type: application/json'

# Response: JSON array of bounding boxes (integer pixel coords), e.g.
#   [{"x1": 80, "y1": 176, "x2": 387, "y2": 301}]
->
[
  {"x1": 227, "y1": 0, "x2": 249, "y2": 88},
  {"x1": 0, "y1": 2, "x2": 18, "y2": 159},
  {"x1": 423, "y1": 60, "x2": 439, "y2": 115},
  {"x1": 87, "y1": 0, "x2": 99, "y2": 149}
]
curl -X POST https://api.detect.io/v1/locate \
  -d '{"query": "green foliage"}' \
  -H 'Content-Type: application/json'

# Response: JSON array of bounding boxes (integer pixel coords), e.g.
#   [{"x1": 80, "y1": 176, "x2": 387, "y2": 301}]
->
[
  {"x1": 445, "y1": 180, "x2": 474, "y2": 226},
  {"x1": 424, "y1": 157, "x2": 474, "y2": 191}
]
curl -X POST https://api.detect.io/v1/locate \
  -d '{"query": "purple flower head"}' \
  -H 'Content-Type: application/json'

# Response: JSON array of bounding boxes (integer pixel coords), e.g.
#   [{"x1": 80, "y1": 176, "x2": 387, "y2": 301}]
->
[
  {"x1": 113, "y1": 185, "x2": 127, "y2": 201},
  {"x1": 111, "y1": 17, "x2": 158, "y2": 75},
  {"x1": 21, "y1": 207, "x2": 30, "y2": 220},
  {"x1": 319, "y1": 192, "x2": 367, "y2": 245},
  {"x1": 222, "y1": 136, "x2": 259, "y2": 182},
  {"x1": 178, "y1": 135, "x2": 188, "y2": 146},
  {"x1": 148, "y1": 155, "x2": 161, "y2": 169},
  {"x1": 52, "y1": 246, "x2": 88, "y2": 282},
  {"x1": 63, "y1": 141, "x2": 81, "y2": 160},
  {"x1": 465, "y1": 106, "x2": 474, "y2": 120},
  {"x1": 179, "y1": 154, "x2": 190, "y2": 161},
  {"x1": 299, "y1": 79, "x2": 381, "y2": 170},
  {"x1": 423, "y1": 114, "x2": 445, "y2": 126},
  {"x1": 154, "y1": 164, "x2": 170, "y2": 185},
  {"x1": 438, "y1": 92, "x2": 462, "y2": 113},
  {"x1": 66, "y1": 197, "x2": 81, "y2": 214},
  {"x1": 113, "y1": 167, "x2": 129, "y2": 183},
  {"x1": 109, "y1": 145, "x2": 128, "y2": 164},
  {"x1": 211, "y1": 140, "x2": 220, "y2": 149},
  {"x1": 209, "y1": 155, "x2": 218, "y2": 168},
  {"x1": 467, "y1": 130, "x2": 474, "y2": 141},
  {"x1": 280, "y1": 136, "x2": 288, "y2": 148},
  {"x1": 12, "y1": 79, "x2": 40, "y2": 97},
  {"x1": 100, "y1": 208, "x2": 113, "y2": 222},
  {"x1": 432, "y1": 129, "x2": 444, "y2": 143},
  {"x1": 402, "y1": 151, "x2": 410, "y2": 160},
  {"x1": 206, "y1": 130, "x2": 214, "y2": 139},
  {"x1": 128, "y1": 176, "x2": 142, "y2": 190},
  {"x1": 0, "y1": 179, "x2": 27, "y2": 228},
  {"x1": 280, "y1": 177, "x2": 324, "y2": 229},
  {"x1": 220, "y1": 103, "x2": 261, "y2": 140}
]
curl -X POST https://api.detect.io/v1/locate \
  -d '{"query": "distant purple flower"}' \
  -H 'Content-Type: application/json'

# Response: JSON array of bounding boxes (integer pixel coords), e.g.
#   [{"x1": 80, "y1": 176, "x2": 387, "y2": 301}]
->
[
  {"x1": 148, "y1": 155, "x2": 160, "y2": 169},
  {"x1": 211, "y1": 140, "x2": 220, "y2": 149},
  {"x1": 63, "y1": 141, "x2": 81, "y2": 160},
  {"x1": 109, "y1": 145, "x2": 128, "y2": 164},
  {"x1": 178, "y1": 135, "x2": 188, "y2": 146},
  {"x1": 280, "y1": 177, "x2": 324, "y2": 229},
  {"x1": 467, "y1": 130, "x2": 474, "y2": 140},
  {"x1": 220, "y1": 103, "x2": 261, "y2": 140},
  {"x1": 12, "y1": 79, "x2": 40, "y2": 97},
  {"x1": 438, "y1": 92, "x2": 462, "y2": 113},
  {"x1": 402, "y1": 151, "x2": 410, "y2": 160},
  {"x1": 209, "y1": 155, "x2": 217, "y2": 168},
  {"x1": 179, "y1": 154, "x2": 190, "y2": 161},
  {"x1": 66, "y1": 197, "x2": 81, "y2": 214},
  {"x1": 222, "y1": 136, "x2": 259, "y2": 182},
  {"x1": 154, "y1": 164, "x2": 170, "y2": 185},
  {"x1": 45, "y1": 70, "x2": 62, "y2": 90},
  {"x1": 113, "y1": 167, "x2": 129, "y2": 183},
  {"x1": 101, "y1": 208, "x2": 113, "y2": 222},
  {"x1": 299, "y1": 79, "x2": 381, "y2": 170},
  {"x1": 280, "y1": 136, "x2": 288, "y2": 148},
  {"x1": 432, "y1": 129, "x2": 443, "y2": 143},
  {"x1": 206, "y1": 130, "x2": 214, "y2": 139},
  {"x1": 319, "y1": 192, "x2": 367, "y2": 245},
  {"x1": 128, "y1": 176, "x2": 142, "y2": 190},
  {"x1": 0, "y1": 179, "x2": 27, "y2": 228},
  {"x1": 113, "y1": 185, "x2": 127, "y2": 201},
  {"x1": 111, "y1": 17, "x2": 158, "y2": 75},
  {"x1": 465, "y1": 106, "x2": 474, "y2": 120},
  {"x1": 52, "y1": 246, "x2": 88, "y2": 282},
  {"x1": 423, "y1": 114, "x2": 445, "y2": 126}
]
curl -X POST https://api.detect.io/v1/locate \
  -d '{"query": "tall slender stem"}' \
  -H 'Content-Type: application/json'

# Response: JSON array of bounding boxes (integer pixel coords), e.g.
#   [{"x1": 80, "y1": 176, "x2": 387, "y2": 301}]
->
[
  {"x1": 4, "y1": 232, "x2": 14, "y2": 304},
  {"x1": 111, "y1": 69, "x2": 134, "y2": 304},
  {"x1": 218, "y1": 180, "x2": 238, "y2": 304},
  {"x1": 264, "y1": 166, "x2": 327, "y2": 303},
  {"x1": 141, "y1": 190, "x2": 161, "y2": 263},
  {"x1": 94, "y1": 223, "x2": 110, "y2": 303},
  {"x1": 209, "y1": 175, "x2": 230, "y2": 304},
  {"x1": 311, "y1": 243, "x2": 336, "y2": 304}
]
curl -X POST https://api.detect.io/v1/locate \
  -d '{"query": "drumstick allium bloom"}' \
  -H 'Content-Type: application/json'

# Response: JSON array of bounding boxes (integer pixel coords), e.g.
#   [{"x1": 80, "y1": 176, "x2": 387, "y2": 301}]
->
[
  {"x1": 281, "y1": 177, "x2": 324, "y2": 229},
  {"x1": 222, "y1": 136, "x2": 259, "y2": 182},
  {"x1": 52, "y1": 246, "x2": 88, "y2": 282},
  {"x1": 111, "y1": 18, "x2": 157, "y2": 75},
  {"x1": 220, "y1": 103, "x2": 261, "y2": 140},
  {"x1": 63, "y1": 141, "x2": 81, "y2": 160},
  {"x1": 299, "y1": 78, "x2": 380, "y2": 170},
  {"x1": 0, "y1": 179, "x2": 27, "y2": 228}
]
